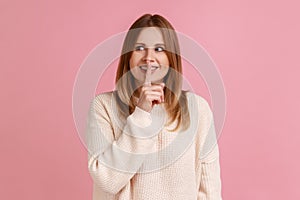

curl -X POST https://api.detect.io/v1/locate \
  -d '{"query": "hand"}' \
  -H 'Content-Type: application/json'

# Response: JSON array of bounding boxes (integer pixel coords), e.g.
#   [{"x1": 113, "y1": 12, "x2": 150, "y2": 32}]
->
[{"x1": 136, "y1": 61, "x2": 165, "y2": 113}]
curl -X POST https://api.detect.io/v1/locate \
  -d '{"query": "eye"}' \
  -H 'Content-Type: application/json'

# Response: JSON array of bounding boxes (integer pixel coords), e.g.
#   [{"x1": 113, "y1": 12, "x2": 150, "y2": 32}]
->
[
  {"x1": 135, "y1": 46, "x2": 145, "y2": 51},
  {"x1": 155, "y1": 46, "x2": 165, "y2": 52}
]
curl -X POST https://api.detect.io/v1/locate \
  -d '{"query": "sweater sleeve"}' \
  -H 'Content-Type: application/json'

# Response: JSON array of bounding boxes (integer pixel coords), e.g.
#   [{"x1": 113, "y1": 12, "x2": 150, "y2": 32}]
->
[
  {"x1": 195, "y1": 96, "x2": 222, "y2": 200},
  {"x1": 86, "y1": 96, "x2": 160, "y2": 195},
  {"x1": 197, "y1": 145, "x2": 222, "y2": 200}
]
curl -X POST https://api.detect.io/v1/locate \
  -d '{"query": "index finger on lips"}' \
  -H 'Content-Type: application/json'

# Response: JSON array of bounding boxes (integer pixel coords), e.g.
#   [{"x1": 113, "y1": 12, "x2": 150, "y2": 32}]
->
[{"x1": 144, "y1": 61, "x2": 151, "y2": 86}]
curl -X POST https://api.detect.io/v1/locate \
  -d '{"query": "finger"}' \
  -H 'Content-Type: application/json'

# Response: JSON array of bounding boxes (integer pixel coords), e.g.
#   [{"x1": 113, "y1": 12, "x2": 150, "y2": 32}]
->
[
  {"x1": 153, "y1": 84, "x2": 164, "y2": 103},
  {"x1": 146, "y1": 95, "x2": 162, "y2": 104},
  {"x1": 151, "y1": 85, "x2": 165, "y2": 95},
  {"x1": 144, "y1": 61, "x2": 151, "y2": 86},
  {"x1": 146, "y1": 84, "x2": 164, "y2": 91},
  {"x1": 143, "y1": 91, "x2": 163, "y2": 97},
  {"x1": 146, "y1": 84, "x2": 164, "y2": 102}
]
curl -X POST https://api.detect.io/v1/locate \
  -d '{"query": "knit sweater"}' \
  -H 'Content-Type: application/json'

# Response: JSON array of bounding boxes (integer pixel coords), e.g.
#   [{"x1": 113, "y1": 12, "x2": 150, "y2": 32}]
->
[{"x1": 86, "y1": 91, "x2": 222, "y2": 200}]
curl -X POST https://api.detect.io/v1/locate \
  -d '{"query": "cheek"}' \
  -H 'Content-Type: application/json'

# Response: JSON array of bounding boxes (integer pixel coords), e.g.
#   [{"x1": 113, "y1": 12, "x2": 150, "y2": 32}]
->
[
  {"x1": 129, "y1": 53, "x2": 143, "y2": 67},
  {"x1": 158, "y1": 54, "x2": 170, "y2": 66}
]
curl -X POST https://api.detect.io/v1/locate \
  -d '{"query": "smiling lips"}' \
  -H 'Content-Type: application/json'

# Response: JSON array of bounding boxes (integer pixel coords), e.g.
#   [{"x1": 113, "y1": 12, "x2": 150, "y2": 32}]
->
[{"x1": 139, "y1": 65, "x2": 160, "y2": 73}]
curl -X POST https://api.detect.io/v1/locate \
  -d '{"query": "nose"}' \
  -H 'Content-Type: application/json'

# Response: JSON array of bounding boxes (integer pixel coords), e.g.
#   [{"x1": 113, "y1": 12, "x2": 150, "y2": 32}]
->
[{"x1": 143, "y1": 48, "x2": 155, "y2": 63}]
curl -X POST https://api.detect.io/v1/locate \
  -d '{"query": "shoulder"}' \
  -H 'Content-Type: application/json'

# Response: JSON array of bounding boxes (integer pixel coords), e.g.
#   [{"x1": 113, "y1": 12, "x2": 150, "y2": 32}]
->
[
  {"x1": 89, "y1": 91, "x2": 116, "y2": 112},
  {"x1": 184, "y1": 92, "x2": 218, "y2": 161},
  {"x1": 184, "y1": 91, "x2": 209, "y2": 104},
  {"x1": 94, "y1": 91, "x2": 115, "y2": 104},
  {"x1": 184, "y1": 91, "x2": 212, "y2": 116}
]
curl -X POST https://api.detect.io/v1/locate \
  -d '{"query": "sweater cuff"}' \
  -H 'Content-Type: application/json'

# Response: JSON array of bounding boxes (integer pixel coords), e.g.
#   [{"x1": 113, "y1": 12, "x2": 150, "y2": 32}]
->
[
  {"x1": 130, "y1": 106, "x2": 152, "y2": 128},
  {"x1": 124, "y1": 106, "x2": 166, "y2": 139}
]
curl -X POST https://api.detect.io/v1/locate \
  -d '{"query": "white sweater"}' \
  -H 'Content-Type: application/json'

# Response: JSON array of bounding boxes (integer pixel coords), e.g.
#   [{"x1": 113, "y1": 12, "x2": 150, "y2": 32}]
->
[{"x1": 86, "y1": 91, "x2": 222, "y2": 200}]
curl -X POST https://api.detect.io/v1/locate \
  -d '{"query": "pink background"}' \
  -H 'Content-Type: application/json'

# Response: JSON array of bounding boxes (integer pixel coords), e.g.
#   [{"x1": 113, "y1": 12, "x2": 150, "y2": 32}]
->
[{"x1": 1, "y1": 0, "x2": 299, "y2": 199}]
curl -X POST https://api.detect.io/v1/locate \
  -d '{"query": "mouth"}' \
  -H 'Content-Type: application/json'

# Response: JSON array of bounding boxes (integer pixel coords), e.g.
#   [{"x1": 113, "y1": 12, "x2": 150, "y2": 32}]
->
[{"x1": 139, "y1": 65, "x2": 160, "y2": 72}]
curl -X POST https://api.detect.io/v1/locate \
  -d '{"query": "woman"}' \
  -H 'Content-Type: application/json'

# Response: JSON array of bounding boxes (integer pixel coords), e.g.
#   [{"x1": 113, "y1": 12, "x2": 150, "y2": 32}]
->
[{"x1": 86, "y1": 14, "x2": 222, "y2": 200}]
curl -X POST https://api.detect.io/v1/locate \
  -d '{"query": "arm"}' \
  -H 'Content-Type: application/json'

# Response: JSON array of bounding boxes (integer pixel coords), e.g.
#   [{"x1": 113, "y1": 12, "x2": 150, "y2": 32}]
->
[
  {"x1": 86, "y1": 95, "x2": 159, "y2": 195},
  {"x1": 197, "y1": 144, "x2": 222, "y2": 200},
  {"x1": 195, "y1": 96, "x2": 222, "y2": 200}
]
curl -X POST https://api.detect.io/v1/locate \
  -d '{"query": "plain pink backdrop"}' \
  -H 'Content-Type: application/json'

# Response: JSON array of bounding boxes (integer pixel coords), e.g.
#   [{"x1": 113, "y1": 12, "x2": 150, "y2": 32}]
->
[{"x1": 1, "y1": 0, "x2": 299, "y2": 199}]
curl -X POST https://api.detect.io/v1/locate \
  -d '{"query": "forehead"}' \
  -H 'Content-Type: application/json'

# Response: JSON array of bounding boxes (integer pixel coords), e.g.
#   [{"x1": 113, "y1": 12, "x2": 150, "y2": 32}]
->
[{"x1": 136, "y1": 27, "x2": 164, "y2": 45}]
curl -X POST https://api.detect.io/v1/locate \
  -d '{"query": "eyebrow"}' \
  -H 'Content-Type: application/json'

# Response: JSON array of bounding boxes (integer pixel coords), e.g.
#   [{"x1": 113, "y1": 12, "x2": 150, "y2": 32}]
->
[{"x1": 135, "y1": 42, "x2": 165, "y2": 46}]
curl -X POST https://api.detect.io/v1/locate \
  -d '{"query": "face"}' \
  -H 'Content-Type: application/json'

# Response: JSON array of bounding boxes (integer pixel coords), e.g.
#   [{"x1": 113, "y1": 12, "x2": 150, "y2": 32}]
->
[{"x1": 129, "y1": 27, "x2": 170, "y2": 84}]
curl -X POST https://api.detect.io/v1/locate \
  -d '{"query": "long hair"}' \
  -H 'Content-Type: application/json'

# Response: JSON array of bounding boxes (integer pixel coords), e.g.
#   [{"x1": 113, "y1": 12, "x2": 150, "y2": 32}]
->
[{"x1": 115, "y1": 14, "x2": 190, "y2": 131}]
